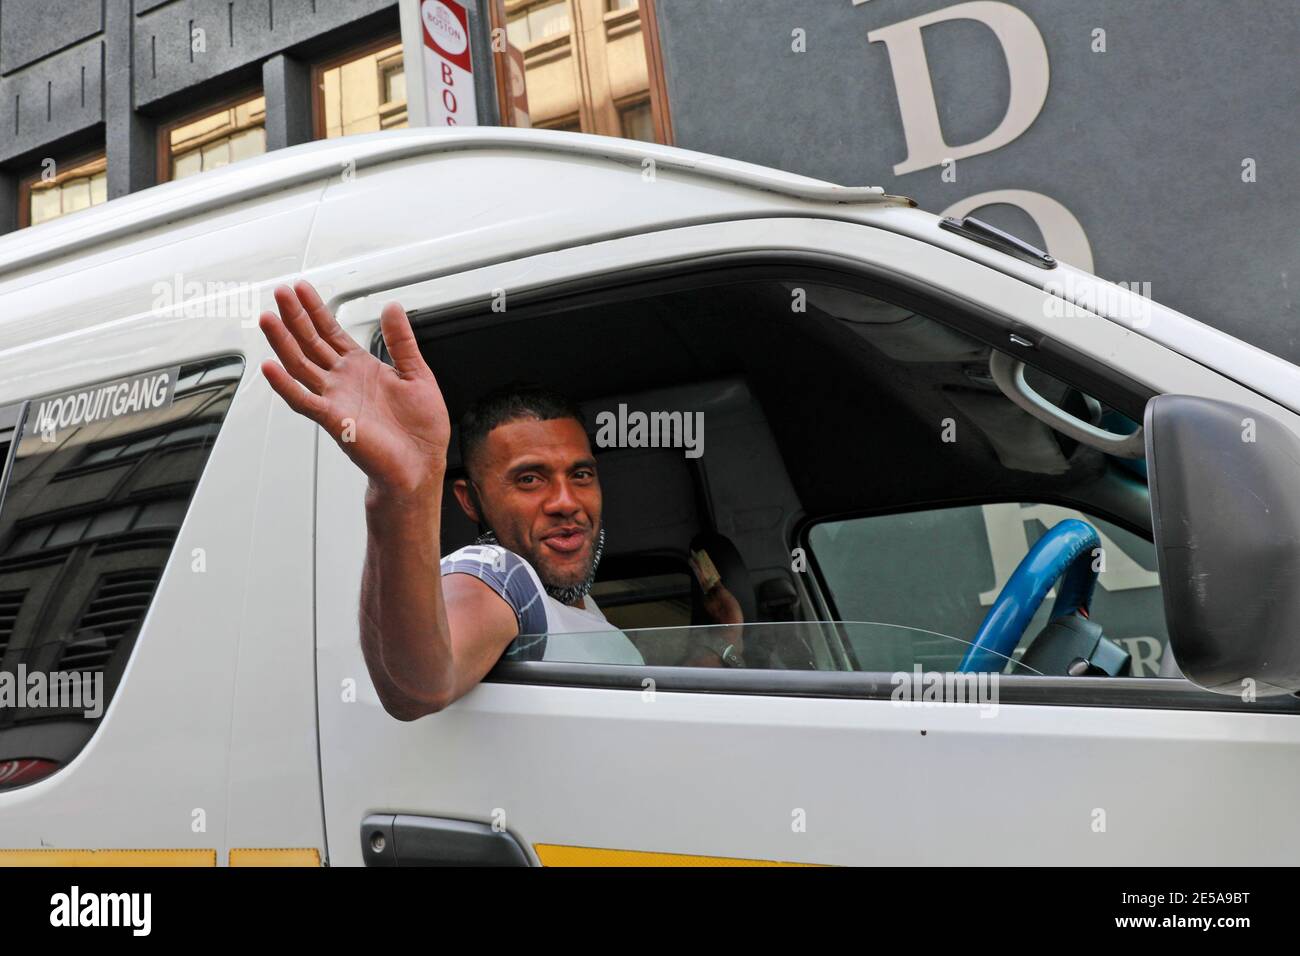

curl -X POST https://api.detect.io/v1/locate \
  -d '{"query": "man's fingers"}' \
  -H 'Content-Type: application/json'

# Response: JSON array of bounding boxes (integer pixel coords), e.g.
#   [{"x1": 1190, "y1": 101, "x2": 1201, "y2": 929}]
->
[
  {"x1": 294, "y1": 279, "x2": 360, "y2": 355},
  {"x1": 259, "y1": 312, "x2": 327, "y2": 393},
  {"x1": 688, "y1": 555, "x2": 715, "y2": 593},
  {"x1": 262, "y1": 360, "x2": 330, "y2": 424},
  {"x1": 273, "y1": 285, "x2": 339, "y2": 370},
  {"x1": 379, "y1": 301, "x2": 431, "y2": 378}
]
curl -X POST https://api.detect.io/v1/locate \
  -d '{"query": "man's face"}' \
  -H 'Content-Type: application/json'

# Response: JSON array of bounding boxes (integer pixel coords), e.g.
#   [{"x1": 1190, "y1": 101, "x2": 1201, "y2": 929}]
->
[{"x1": 461, "y1": 416, "x2": 602, "y2": 597}]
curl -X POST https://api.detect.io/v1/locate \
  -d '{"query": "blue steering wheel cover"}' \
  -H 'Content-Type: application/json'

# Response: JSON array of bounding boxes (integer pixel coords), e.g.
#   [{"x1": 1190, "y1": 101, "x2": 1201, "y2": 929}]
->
[{"x1": 958, "y1": 519, "x2": 1101, "y2": 673}]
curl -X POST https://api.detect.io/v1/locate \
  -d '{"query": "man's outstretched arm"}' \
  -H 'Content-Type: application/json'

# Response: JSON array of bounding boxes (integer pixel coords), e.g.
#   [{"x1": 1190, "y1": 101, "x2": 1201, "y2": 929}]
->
[
  {"x1": 360, "y1": 480, "x2": 519, "y2": 719},
  {"x1": 259, "y1": 281, "x2": 516, "y2": 720}
]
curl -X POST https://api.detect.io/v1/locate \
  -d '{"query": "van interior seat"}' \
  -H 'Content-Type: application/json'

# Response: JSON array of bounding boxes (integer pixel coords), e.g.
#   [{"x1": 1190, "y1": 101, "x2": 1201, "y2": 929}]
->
[{"x1": 438, "y1": 376, "x2": 808, "y2": 635}]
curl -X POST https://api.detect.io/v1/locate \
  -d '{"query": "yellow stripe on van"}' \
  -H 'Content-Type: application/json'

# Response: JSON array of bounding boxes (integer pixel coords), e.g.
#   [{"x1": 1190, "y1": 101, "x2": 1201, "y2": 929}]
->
[
  {"x1": 0, "y1": 849, "x2": 217, "y2": 866},
  {"x1": 228, "y1": 848, "x2": 321, "y2": 867},
  {"x1": 533, "y1": 844, "x2": 819, "y2": 867}
]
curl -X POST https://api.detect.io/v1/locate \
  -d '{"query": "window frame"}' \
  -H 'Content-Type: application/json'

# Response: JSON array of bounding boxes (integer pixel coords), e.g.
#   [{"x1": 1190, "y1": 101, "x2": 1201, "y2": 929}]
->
[
  {"x1": 489, "y1": 0, "x2": 674, "y2": 143},
  {"x1": 358, "y1": 249, "x2": 1291, "y2": 713},
  {"x1": 615, "y1": 94, "x2": 654, "y2": 141},
  {"x1": 309, "y1": 32, "x2": 406, "y2": 141},
  {"x1": 799, "y1": 496, "x2": 1168, "y2": 676},
  {"x1": 631, "y1": 0, "x2": 673, "y2": 144},
  {"x1": 155, "y1": 87, "x2": 266, "y2": 184},
  {"x1": 0, "y1": 402, "x2": 27, "y2": 519},
  {"x1": 17, "y1": 150, "x2": 108, "y2": 229},
  {"x1": 501, "y1": 0, "x2": 574, "y2": 52},
  {"x1": 800, "y1": 491, "x2": 1160, "y2": 620},
  {"x1": 535, "y1": 112, "x2": 581, "y2": 132}
]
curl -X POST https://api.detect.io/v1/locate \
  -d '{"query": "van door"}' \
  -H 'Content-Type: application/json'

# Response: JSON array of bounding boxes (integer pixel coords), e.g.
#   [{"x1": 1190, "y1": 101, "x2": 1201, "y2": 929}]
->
[{"x1": 312, "y1": 218, "x2": 1300, "y2": 865}]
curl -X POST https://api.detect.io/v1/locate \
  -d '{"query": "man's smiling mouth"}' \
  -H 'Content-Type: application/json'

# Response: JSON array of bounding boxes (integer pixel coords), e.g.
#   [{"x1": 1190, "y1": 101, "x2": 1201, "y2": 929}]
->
[{"x1": 541, "y1": 526, "x2": 588, "y2": 554}]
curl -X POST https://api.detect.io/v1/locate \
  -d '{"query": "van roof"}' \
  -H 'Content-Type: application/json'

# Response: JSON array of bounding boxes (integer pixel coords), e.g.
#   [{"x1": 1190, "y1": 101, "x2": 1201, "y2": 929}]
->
[{"x1": 0, "y1": 127, "x2": 909, "y2": 280}]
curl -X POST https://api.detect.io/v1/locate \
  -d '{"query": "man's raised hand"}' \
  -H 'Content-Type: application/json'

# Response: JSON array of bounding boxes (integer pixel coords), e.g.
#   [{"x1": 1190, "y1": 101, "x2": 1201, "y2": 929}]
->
[{"x1": 259, "y1": 280, "x2": 451, "y2": 500}]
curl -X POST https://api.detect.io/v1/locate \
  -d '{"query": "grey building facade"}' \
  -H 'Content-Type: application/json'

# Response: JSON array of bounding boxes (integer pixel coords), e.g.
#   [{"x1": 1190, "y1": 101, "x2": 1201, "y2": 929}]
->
[
  {"x1": 653, "y1": 0, "x2": 1299, "y2": 366},
  {"x1": 0, "y1": 0, "x2": 500, "y2": 229}
]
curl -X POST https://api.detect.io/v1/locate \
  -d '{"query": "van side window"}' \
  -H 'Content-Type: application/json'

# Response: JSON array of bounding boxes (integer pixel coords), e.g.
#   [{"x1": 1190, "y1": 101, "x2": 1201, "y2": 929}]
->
[
  {"x1": 807, "y1": 503, "x2": 1169, "y2": 677},
  {"x1": 0, "y1": 357, "x2": 243, "y2": 791}
]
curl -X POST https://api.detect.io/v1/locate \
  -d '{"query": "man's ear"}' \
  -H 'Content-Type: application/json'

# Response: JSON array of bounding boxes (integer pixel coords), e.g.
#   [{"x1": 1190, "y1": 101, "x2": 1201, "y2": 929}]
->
[{"x1": 451, "y1": 478, "x2": 479, "y2": 523}]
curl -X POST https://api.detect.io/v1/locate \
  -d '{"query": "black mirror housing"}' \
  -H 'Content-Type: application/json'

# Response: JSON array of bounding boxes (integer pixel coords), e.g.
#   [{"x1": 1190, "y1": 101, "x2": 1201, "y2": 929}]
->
[{"x1": 1146, "y1": 394, "x2": 1300, "y2": 696}]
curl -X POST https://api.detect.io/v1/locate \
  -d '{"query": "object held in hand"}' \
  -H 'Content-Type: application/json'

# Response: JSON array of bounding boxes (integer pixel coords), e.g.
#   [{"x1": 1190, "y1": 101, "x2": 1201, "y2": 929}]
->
[{"x1": 692, "y1": 548, "x2": 722, "y2": 592}]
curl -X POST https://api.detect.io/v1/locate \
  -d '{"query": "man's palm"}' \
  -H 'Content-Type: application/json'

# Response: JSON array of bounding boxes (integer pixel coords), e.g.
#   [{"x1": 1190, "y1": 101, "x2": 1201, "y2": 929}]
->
[{"x1": 259, "y1": 281, "x2": 450, "y2": 497}]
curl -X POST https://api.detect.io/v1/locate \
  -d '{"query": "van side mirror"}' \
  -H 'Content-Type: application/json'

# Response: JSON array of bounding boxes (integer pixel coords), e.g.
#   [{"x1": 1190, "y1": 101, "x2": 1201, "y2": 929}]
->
[{"x1": 1145, "y1": 395, "x2": 1300, "y2": 696}]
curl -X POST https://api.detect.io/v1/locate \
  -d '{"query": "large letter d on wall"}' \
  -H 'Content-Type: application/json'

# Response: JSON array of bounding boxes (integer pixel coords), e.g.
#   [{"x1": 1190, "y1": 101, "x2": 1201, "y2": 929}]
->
[{"x1": 869, "y1": 1, "x2": 1049, "y2": 175}]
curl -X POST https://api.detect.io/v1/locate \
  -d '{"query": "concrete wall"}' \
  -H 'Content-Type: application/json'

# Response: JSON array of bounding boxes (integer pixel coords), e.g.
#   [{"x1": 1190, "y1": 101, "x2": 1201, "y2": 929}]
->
[
  {"x1": 654, "y1": 0, "x2": 1300, "y2": 364},
  {"x1": 0, "y1": 0, "x2": 500, "y2": 231}
]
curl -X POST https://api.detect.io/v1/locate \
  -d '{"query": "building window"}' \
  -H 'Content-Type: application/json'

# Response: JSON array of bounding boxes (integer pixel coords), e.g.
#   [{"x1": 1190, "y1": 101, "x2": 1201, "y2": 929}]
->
[
  {"x1": 538, "y1": 113, "x2": 581, "y2": 132},
  {"x1": 618, "y1": 98, "x2": 654, "y2": 141},
  {"x1": 506, "y1": 0, "x2": 572, "y2": 47},
  {"x1": 18, "y1": 154, "x2": 107, "y2": 228},
  {"x1": 161, "y1": 94, "x2": 266, "y2": 182},
  {"x1": 491, "y1": 0, "x2": 673, "y2": 143},
  {"x1": 314, "y1": 38, "x2": 408, "y2": 140}
]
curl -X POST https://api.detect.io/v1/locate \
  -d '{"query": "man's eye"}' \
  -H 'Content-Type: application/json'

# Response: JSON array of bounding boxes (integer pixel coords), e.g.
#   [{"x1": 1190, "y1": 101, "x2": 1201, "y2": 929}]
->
[
  {"x1": 518, "y1": 475, "x2": 540, "y2": 486},
  {"x1": 573, "y1": 470, "x2": 595, "y2": 480}
]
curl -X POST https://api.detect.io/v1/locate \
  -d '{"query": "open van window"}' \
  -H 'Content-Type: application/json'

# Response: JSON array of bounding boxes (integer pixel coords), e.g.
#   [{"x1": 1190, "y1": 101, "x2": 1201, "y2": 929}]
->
[
  {"x1": 395, "y1": 269, "x2": 1189, "y2": 696},
  {"x1": 0, "y1": 357, "x2": 243, "y2": 791}
]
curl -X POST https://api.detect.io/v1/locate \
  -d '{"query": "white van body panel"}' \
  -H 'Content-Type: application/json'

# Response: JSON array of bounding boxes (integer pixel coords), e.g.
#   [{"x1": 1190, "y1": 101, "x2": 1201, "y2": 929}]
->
[
  {"x1": 313, "y1": 217, "x2": 1300, "y2": 865},
  {"x1": 0, "y1": 187, "x2": 326, "y2": 860},
  {"x1": 0, "y1": 374, "x2": 322, "y2": 857}
]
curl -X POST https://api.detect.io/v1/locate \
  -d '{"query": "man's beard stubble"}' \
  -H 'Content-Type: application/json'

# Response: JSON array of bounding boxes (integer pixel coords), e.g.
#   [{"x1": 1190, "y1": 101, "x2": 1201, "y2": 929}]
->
[{"x1": 475, "y1": 525, "x2": 606, "y2": 605}]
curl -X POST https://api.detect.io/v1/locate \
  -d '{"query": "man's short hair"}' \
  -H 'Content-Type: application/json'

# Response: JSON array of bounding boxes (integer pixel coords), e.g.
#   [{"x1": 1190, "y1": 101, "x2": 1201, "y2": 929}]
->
[{"x1": 458, "y1": 382, "x2": 586, "y2": 477}]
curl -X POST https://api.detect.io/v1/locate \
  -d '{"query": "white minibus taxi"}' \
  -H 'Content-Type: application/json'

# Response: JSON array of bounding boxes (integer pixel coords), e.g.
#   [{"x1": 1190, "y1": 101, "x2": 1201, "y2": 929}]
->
[{"x1": 1, "y1": 127, "x2": 1298, "y2": 866}]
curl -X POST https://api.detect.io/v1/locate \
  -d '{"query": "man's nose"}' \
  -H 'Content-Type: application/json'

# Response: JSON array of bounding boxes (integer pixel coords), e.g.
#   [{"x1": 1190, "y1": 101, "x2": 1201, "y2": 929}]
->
[{"x1": 542, "y1": 479, "x2": 582, "y2": 516}]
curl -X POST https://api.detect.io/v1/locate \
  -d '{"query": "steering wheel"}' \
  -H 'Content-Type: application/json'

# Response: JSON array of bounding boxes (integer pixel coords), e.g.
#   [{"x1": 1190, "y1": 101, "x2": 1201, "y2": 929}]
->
[{"x1": 958, "y1": 519, "x2": 1101, "y2": 673}]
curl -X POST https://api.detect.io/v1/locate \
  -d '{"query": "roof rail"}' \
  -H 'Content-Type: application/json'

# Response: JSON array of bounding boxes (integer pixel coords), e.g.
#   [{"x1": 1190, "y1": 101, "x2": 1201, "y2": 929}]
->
[{"x1": 0, "y1": 127, "x2": 911, "y2": 280}]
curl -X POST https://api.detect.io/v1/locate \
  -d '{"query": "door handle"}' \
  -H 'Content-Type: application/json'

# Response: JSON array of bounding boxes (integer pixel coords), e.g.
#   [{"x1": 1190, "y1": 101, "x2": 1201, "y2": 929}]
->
[
  {"x1": 990, "y1": 349, "x2": 1146, "y2": 458},
  {"x1": 361, "y1": 814, "x2": 532, "y2": 866}
]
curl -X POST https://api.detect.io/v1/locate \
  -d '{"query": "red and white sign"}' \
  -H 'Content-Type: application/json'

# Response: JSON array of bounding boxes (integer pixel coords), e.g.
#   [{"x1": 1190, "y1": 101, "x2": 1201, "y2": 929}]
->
[{"x1": 419, "y1": 0, "x2": 477, "y2": 126}]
